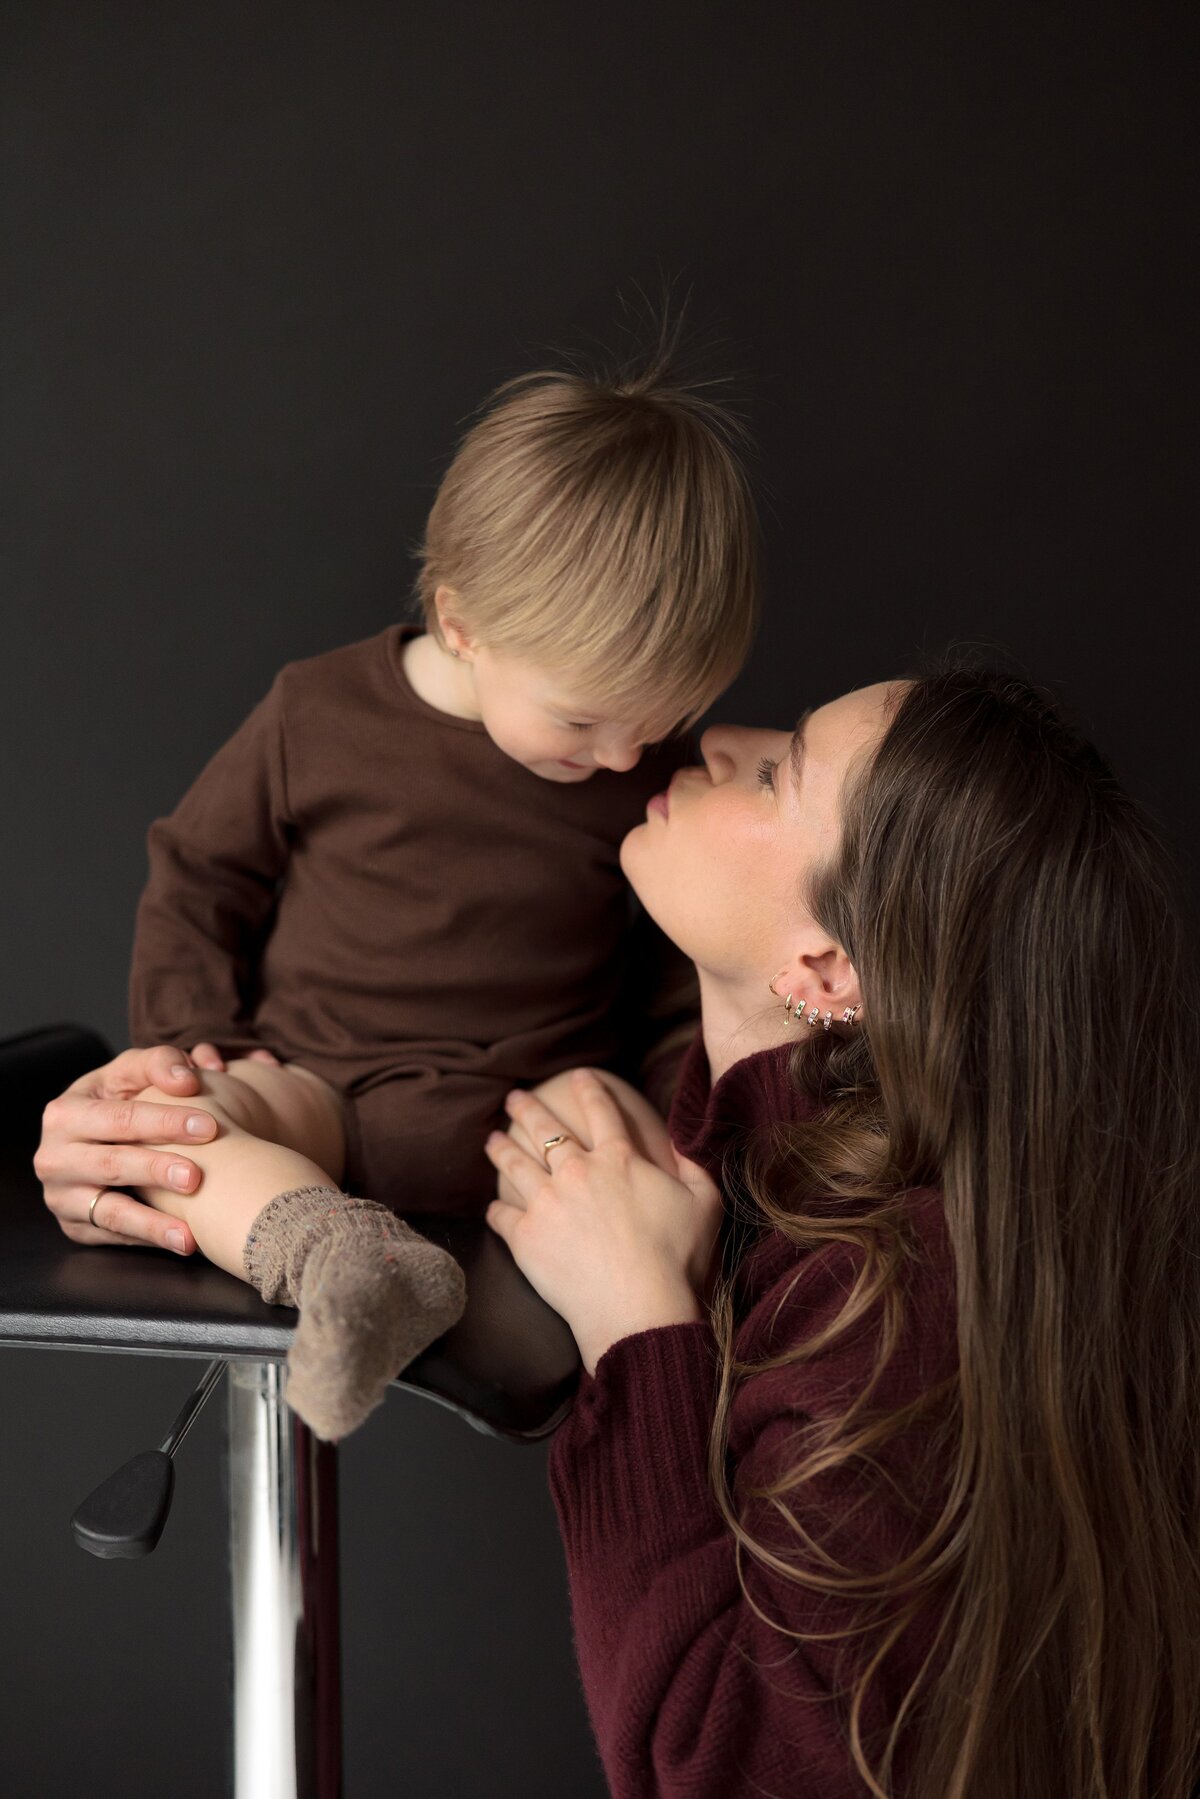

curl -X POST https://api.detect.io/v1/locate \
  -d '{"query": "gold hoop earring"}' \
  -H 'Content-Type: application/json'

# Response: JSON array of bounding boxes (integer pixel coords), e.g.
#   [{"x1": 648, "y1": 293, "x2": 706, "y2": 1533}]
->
[{"x1": 769, "y1": 978, "x2": 795, "y2": 1022}]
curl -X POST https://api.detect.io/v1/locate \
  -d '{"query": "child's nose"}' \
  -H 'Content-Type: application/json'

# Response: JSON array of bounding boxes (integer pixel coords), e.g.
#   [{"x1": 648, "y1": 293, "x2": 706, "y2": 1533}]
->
[{"x1": 595, "y1": 740, "x2": 643, "y2": 773}]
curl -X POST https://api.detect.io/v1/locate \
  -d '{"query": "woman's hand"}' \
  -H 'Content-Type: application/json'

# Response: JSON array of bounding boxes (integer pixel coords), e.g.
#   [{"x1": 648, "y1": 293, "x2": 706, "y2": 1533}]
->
[
  {"x1": 188, "y1": 1042, "x2": 281, "y2": 1073},
  {"x1": 34, "y1": 1045, "x2": 226, "y2": 1254},
  {"x1": 484, "y1": 1070, "x2": 723, "y2": 1374}
]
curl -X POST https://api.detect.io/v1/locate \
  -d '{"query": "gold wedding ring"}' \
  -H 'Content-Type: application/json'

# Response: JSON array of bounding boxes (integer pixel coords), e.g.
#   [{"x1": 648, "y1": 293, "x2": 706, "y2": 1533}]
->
[
  {"x1": 542, "y1": 1134, "x2": 571, "y2": 1154},
  {"x1": 88, "y1": 1189, "x2": 106, "y2": 1227}
]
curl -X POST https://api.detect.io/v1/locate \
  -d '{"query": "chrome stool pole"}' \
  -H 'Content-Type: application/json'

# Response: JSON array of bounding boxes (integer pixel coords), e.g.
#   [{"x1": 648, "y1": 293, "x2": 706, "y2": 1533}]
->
[{"x1": 228, "y1": 1360, "x2": 341, "y2": 1798}]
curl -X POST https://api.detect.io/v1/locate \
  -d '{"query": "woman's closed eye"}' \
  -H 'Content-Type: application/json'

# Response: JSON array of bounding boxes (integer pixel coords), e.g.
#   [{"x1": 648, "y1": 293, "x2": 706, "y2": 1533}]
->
[{"x1": 756, "y1": 756, "x2": 777, "y2": 791}]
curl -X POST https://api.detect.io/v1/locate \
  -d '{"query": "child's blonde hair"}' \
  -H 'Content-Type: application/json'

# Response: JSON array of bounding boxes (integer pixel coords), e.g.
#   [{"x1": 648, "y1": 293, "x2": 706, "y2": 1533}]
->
[{"x1": 416, "y1": 354, "x2": 759, "y2": 731}]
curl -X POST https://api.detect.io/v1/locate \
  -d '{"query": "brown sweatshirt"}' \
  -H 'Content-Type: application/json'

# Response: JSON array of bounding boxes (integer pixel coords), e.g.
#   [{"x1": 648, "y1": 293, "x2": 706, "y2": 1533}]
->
[{"x1": 128, "y1": 626, "x2": 697, "y2": 1211}]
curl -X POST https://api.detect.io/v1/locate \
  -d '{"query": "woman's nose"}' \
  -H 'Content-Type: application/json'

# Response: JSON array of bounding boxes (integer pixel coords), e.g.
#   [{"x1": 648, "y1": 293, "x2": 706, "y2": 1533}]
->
[{"x1": 698, "y1": 723, "x2": 746, "y2": 781}]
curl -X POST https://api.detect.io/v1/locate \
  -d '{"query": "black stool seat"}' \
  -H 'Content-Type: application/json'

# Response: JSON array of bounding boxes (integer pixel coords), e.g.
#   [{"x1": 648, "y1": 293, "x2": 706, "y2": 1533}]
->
[{"x1": 0, "y1": 1025, "x2": 579, "y2": 1438}]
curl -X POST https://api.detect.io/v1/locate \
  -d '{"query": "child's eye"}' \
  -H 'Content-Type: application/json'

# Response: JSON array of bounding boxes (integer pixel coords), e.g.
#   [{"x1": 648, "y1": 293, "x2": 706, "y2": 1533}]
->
[
  {"x1": 756, "y1": 756, "x2": 777, "y2": 791},
  {"x1": 564, "y1": 721, "x2": 596, "y2": 733}
]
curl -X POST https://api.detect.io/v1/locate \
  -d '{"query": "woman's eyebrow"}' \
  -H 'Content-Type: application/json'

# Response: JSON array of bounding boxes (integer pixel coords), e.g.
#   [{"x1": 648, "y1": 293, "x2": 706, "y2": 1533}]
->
[{"x1": 787, "y1": 709, "x2": 812, "y2": 787}]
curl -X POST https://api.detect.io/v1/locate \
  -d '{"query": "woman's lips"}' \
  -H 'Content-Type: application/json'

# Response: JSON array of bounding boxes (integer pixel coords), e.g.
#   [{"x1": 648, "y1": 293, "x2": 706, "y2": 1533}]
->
[{"x1": 650, "y1": 767, "x2": 701, "y2": 818}]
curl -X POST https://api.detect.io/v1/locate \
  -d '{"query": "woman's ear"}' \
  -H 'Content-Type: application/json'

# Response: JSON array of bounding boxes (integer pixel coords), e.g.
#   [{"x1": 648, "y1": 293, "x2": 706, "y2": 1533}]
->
[
  {"x1": 774, "y1": 943, "x2": 861, "y2": 1015},
  {"x1": 434, "y1": 585, "x2": 477, "y2": 659}
]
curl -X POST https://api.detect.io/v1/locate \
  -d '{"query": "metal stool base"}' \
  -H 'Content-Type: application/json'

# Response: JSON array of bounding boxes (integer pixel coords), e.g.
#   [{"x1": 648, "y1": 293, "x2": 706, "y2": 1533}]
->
[{"x1": 229, "y1": 1361, "x2": 341, "y2": 1798}]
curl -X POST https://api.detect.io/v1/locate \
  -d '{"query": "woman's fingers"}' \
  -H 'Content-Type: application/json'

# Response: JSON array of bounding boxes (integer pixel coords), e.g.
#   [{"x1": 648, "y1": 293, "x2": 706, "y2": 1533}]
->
[
  {"x1": 501, "y1": 1087, "x2": 572, "y2": 1151},
  {"x1": 484, "y1": 1195, "x2": 523, "y2": 1245},
  {"x1": 568, "y1": 1068, "x2": 636, "y2": 1146},
  {"x1": 66, "y1": 1044, "x2": 201, "y2": 1101},
  {"x1": 483, "y1": 1127, "x2": 551, "y2": 1203},
  {"x1": 189, "y1": 1043, "x2": 280, "y2": 1070},
  {"x1": 33, "y1": 1046, "x2": 218, "y2": 1256},
  {"x1": 87, "y1": 1187, "x2": 190, "y2": 1248},
  {"x1": 502, "y1": 1078, "x2": 628, "y2": 1157},
  {"x1": 496, "y1": 1074, "x2": 640, "y2": 1195},
  {"x1": 59, "y1": 1186, "x2": 197, "y2": 1254},
  {"x1": 39, "y1": 1093, "x2": 217, "y2": 1162},
  {"x1": 36, "y1": 1130, "x2": 210, "y2": 1194}
]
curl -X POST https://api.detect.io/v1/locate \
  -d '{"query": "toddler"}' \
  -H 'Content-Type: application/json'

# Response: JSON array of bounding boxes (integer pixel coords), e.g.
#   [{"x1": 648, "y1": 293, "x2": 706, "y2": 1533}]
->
[{"x1": 126, "y1": 354, "x2": 758, "y2": 1438}]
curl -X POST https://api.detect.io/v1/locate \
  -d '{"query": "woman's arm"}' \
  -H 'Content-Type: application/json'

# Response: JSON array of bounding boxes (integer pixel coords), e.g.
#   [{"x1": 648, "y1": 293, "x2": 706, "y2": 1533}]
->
[
  {"x1": 483, "y1": 1076, "x2": 918, "y2": 1798},
  {"x1": 547, "y1": 1317, "x2": 881, "y2": 1799}
]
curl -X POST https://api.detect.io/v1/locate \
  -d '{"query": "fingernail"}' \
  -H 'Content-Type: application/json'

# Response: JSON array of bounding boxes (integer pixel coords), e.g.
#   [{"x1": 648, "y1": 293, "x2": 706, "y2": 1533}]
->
[
  {"x1": 166, "y1": 1229, "x2": 187, "y2": 1253},
  {"x1": 185, "y1": 1114, "x2": 212, "y2": 1136},
  {"x1": 168, "y1": 1162, "x2": 192, "y2": 1190},
  {"x1": 170, "y1": 1064, "x2": 190, "y2": 1080}
]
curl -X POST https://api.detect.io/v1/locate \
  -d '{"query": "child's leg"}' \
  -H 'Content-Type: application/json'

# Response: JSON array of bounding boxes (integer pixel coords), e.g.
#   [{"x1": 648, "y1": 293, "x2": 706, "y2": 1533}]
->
[
  {"x1": 133, "y1": 1059, "x2": 465, "y2": 1439},
  {"x1": 133, "y1": 1059, "x2": 347, "y2": 1276}
]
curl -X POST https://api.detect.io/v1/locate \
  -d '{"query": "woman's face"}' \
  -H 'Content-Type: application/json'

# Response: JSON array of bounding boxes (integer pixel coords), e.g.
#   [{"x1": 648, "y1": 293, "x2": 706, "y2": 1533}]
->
[{"x1": 620, "y1": 683, "x2": 898, "y2": 983}]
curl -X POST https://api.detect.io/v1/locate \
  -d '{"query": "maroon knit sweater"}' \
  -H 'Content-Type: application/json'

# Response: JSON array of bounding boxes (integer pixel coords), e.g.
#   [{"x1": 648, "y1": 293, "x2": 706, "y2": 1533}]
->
[{"x1": 548, "y1": 1030, "x2": 959, "y2": 1798}]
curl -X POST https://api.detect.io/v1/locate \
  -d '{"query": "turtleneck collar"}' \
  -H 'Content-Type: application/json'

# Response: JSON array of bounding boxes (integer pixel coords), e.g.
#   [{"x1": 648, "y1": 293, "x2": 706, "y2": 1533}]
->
[{"x1": 667, "y1": 1026, "x2": 813, "y2": 1179}]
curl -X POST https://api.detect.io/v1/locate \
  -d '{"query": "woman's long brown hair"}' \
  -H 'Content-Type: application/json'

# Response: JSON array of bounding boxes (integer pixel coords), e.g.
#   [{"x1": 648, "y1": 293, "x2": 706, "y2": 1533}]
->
[{"x1": 708, "y1": 666, "x2": 1200, "y2": 1798}]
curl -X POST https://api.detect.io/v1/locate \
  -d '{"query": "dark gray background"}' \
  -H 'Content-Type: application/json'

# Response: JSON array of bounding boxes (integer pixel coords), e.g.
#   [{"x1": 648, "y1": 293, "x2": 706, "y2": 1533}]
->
[{"x1": 2, "y1": 4, "x2": 1196, "y2": 1795}]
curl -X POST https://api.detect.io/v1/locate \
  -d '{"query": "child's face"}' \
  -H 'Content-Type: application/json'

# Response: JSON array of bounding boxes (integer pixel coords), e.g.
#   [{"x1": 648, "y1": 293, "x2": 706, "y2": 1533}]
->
[{"x1": 468, "y1": 642, "x2": 673, "y2": 782}]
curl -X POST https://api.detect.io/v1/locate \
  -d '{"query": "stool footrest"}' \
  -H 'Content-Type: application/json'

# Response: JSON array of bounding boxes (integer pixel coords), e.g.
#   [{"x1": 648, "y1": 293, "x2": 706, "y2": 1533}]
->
[{"x1": 72, "y1": 1449, "x2": 174, "y2": 1559}]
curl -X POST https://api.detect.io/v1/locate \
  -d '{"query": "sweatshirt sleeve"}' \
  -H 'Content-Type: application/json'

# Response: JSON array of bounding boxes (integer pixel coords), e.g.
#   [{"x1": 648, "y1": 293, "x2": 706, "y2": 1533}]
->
[
  {"x1": 128, "y1": 674, "x2": 295, "y2": 1057},
  {"x1": 547, "y1": 1303, "x2": 901, "y2": 1799}
]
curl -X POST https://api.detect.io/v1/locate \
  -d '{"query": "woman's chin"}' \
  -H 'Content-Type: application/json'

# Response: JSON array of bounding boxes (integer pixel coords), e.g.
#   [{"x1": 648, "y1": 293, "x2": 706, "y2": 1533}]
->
[
  {"x1": 618, "y1": 820, "x2": 646, "y2": 878},
  {"x1": 618, "y1": 827, "x2": 673, "y2": 928}
]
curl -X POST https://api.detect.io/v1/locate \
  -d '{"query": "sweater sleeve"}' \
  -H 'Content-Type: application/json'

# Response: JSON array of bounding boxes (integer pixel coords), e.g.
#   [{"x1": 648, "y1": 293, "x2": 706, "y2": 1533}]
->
[
  {"x1": 128, "y1": 674, "x2": 295, "y2": 1058},
  {"x1": 547, "y1": 1312, "x2": 883, "y2": 1799}
]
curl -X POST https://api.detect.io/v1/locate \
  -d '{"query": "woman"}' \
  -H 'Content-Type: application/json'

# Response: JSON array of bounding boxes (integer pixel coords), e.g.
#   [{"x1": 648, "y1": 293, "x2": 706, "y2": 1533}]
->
[{"x1": 36, "y1": 667, "x2": 1200, "y2": 1797}]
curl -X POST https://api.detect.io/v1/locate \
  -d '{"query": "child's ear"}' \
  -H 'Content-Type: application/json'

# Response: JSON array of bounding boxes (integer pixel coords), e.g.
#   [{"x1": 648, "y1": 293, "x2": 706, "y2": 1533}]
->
[{"x1": 434, "y1": 585, "x2": 477, "y2": 659}]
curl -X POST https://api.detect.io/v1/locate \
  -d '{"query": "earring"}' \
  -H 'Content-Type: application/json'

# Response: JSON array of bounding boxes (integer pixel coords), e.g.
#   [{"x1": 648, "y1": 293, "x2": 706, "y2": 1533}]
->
[{"x1": 841, "y1": 1006, "x2": 860, "y2": 1026}]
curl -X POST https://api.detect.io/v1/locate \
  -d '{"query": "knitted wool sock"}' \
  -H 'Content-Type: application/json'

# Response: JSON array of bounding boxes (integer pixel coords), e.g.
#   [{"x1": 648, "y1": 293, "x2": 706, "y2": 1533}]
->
[{"x1": 244, "y1": 1185, "x2": 466, "y2": 1441}]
